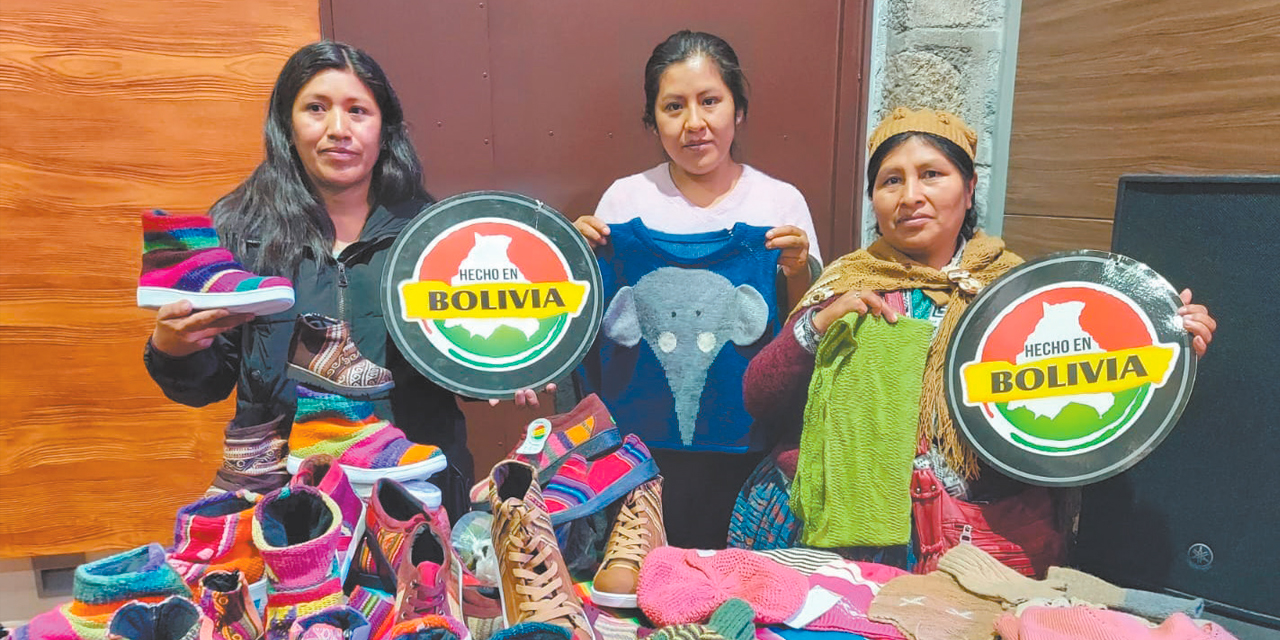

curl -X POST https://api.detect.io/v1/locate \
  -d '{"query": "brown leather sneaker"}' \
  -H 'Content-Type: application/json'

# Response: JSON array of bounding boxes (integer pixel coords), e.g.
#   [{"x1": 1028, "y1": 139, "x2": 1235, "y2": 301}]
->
[
  {"x1": 489, "y1": 460, "x2": 596, "y2": 640},
  {"x1": 590, "y1": 476, "x2": 666, "y2": 609},
  {"x1": 287, "y1": 313, "x2": 394, "y2": 397}
]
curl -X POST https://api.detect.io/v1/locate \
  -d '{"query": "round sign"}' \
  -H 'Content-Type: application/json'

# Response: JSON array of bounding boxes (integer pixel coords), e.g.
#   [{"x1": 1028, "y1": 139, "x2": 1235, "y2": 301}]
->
[
  {"x1": 382, "y1": 191, "x2": 603, "y2": 399},
  {"x1": 946, "y1": 250, "x2": 1196, "y2": 486}
]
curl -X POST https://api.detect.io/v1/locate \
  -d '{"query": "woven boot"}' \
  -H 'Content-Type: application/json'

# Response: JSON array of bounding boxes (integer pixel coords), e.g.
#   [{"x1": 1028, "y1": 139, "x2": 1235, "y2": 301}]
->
[
  {"x1": 252, "y1": 486, "x2": 344, "y2": 640},
  {"x1": 288, "y1": 314, "x2": 393, "y2": 397},
  {"x1": 488, "y1": 461, "x2": 594, "y2": 640},
  {"x1": 207, "y1": 415, "x2": 290, "y2": 498},
  {"x1": 137, "y1": 210, "x2": 293, "y2": 315},
  {"x1": 590, "y1": 476, "x2": 666, "y2": 608},
  {"x1": 289, "y1": 454, "x2": 367, "y2": 582},
  {"x1": 167, "y1": 491, "x2": 266, "y2": 603},
  {"x1": 197, "y1": 570, "x2": 264, "y2": 640}
]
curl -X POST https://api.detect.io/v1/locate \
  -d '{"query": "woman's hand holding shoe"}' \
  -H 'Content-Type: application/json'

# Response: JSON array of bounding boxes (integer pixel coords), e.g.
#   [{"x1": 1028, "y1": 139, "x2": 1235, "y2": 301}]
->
[{"x1": 150, "y1": 300, "x2": 254, "y2": 357}]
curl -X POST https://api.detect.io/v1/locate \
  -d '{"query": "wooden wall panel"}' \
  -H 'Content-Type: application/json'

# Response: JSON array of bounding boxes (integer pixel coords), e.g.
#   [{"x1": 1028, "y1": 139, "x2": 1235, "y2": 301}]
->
[
  {"x1": 1005, "y1": 0, "x2": 1280, "y2": 256},
  {"x1": 0, "y1": 0, "x2": 319, "y2": 557}
]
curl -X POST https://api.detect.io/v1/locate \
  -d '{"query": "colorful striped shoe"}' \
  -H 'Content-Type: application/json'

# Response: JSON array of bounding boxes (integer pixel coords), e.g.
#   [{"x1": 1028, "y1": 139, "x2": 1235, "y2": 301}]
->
[
  {"x1": 287, "y1": 386, "x2": 447, "y2": 491},
  {"x1": 252, "y1": 485, "x2": 345, "y2": 640},
  {"x1": 469, "y1": 394, "x2": 621, "y2": 512},
  {"x1": 166, "y1": 491, "x2": 268, "y2": 607},
  {"x1": 543, "y1": 434, "x2": 659, "y2": 526},
  {"x1": 137, "y1": 209, "x2": 294, "y2": 315}
]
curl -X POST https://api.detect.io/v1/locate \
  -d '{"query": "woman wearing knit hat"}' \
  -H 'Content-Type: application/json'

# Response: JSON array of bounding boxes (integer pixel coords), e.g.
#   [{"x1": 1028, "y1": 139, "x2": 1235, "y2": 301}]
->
[{"x1": 740, "y1": 106, "x2": 1218, "y2": 563}]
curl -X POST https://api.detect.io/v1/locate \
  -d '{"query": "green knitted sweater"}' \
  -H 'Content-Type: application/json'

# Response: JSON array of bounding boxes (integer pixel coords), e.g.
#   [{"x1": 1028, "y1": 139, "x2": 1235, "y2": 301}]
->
[{"x1": 792, "y1": 314, "x2": 934, "y2": 547}]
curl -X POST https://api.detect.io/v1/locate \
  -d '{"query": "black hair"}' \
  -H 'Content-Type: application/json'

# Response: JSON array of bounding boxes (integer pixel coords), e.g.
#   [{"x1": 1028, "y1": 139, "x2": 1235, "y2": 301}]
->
[
  {"x1": 211, "y1": 41, "x2": 431, "y2": 275},
  {"x1": 642, "y1": 30, "x2": 749, "y2": 131},
  {"x1": 865, "y1": 131, "x2": 978, "y2": 240}
]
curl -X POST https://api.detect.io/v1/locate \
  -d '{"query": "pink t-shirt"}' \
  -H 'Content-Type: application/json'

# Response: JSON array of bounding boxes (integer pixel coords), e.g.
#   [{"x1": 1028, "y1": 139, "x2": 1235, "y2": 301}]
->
[{"x1": 594, "y1": 162, "x2": 822, "y2": 262}]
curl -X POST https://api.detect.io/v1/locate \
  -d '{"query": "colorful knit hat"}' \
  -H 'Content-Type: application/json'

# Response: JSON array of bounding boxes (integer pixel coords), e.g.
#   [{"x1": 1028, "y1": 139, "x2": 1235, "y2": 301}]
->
[
  {"x1": 867, "y1": 107, "x2": 978, "y2": 160},
  {"x1": 636, "y1": 547, "x2": 807, "y2": 627},
  {"x1": 137, "y1": 210, "x2": 294, "y2": 314},
  {"x1": 15, "y1": 544, "x2": 192, "y2": 640},
  {"x1": 288, "y1": 386, "x2": 447, "y2": 491}
]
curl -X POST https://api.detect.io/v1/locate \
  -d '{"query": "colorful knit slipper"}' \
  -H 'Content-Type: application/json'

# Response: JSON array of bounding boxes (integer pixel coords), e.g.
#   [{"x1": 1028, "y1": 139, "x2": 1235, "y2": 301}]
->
[
  {"x1": 288, "y1": 386, "x2": 447, "y2": 490},
  {"x1": 288, "y1": 314, "x2": 394, "y2": 397},
  {"x1": 543, "y1": 434, "x2": 658, "y2": 526},
  {"x1": 469, "y1": 394, "x2": 621, "y2": 511},
  {"x1": 137, "y1": 209, "x2": 294, "y2": 315}
]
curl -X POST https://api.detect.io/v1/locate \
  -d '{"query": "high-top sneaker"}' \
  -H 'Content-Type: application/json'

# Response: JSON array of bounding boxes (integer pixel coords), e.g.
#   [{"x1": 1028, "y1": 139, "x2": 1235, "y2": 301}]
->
[
  {"x1": 288, "y1": 387, "x2": 446, "y2": 491},
  {"x1": 392, "y1": 503, "x2": 464, "y2": 624},
  {"x1": 252, "y1": 486, "x2": 344, "y2": 640},
  {"x1": 207, "y1": 415, "x2": 291, "y2": 498},
  {"x1": 197, "y1": 570, "x2": 264, "y2": 640},
  {"x1": 488, "y1": 461, "x2": 594, "y2": 640},
  {"x1": 469, "y1": 394, "x2": 621, "y2": 512},
  {"x1": 286, "y1": 607, "x2": 371, "y2": 640},
  {"x1": 167, "y1": 491, "x2": 266, "y2": 603},
  {"x1": 15, "y1": 544, "x2": 191, "y2": 640},
  {"x1": 542, "y1": 434, "x2": 658, "y2": 526},
  {"x1": 288, "y1": 314, "x2": 394, "y2": 397},
  {"x1": 289, "y1": 454, "x2": 367, "y2": 581},
  {"x1": 590, "y1": 477, "x2": 666, "y2": 609},
  {"x1": 106, "y1": 596, "x2": 213, "y2": 640},
  {"x1": 137, "y1": 209, "x2": 294, "y2": 315}
]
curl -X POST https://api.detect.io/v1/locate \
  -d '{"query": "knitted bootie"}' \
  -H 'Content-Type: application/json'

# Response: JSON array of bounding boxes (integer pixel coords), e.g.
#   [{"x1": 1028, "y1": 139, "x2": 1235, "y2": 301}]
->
[
  {"x1": 469, "y1": 394, "x2": 621, "y2": 511},
  {"x1": 488, "y1": 461, "x2": 594, "y2": 640},
  {"x1": 542, "y1": 434, "x2": 657, "y2": 526},
  {"x1": 16, "y1": 544, "x2": 192, "y2": 640},
  {"x1": 591, "y1": 476, "x2": 666, "y2": 609},
  {"x1": 197, "y1": 570, "x2": 263, "y2": 640},
  {"x1": 207, "y1": 415, "x2": 291, "y2": 498},
  {"x1": 289, "y1": 454, "x2": 367, "y2": 582},
  {"x1": 252, "y1": 486, "x2": 345, "y2": 640},
  {"x1": 386, "y1": 615, "x2": 470, "y2": 640},
  {"x1": 288, "y1": 386, "x2": 446, "y2": 491},
  {"x1": 288, "y1": 314, "x2": 394, "y2": 397},
  {"x1": 137, "y1": 210, "x2": 294, "y2": 314},
  {"x1": 106, "y1": 596, "x2": 213, "y2": 640},
  {"x1": 287, "y1": 606, "x2": 371, "y2": 640},
  {"x1": 167, "y1": 491, "x2": 266, "y2": 601}
]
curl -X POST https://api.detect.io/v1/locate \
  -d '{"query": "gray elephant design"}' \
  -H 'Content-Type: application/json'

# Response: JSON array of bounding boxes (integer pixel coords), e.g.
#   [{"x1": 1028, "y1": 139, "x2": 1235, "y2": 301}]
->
[{"x1": 602, "y1": 267, "x2": 770, "y2": 445}]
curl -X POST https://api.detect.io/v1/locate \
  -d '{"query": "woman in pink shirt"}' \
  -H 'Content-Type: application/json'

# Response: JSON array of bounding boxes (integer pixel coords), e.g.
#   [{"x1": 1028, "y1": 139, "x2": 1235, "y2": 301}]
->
[{"x1": 574, "y1": 30, "x2": 821, "y2": 548}]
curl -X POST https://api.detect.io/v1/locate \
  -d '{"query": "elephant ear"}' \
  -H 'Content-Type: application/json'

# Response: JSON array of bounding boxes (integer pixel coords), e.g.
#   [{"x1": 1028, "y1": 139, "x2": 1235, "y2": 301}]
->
[
  {"x1": 602, "y1": 286, "x2": 642, "y2": 347},
  {"x1": 730, "y1": 284, "x2": 769, "y2": 345}
]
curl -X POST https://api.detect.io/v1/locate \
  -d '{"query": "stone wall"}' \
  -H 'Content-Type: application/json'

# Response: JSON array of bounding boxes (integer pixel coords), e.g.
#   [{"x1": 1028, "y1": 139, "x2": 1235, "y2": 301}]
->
[{"x1": 862, "y1": 0, "x2": 1020, "y2": 244}]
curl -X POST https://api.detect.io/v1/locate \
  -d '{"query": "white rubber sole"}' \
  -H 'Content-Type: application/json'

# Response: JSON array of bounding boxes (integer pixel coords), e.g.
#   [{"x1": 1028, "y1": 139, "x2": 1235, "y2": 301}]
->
[
  {"x1": 589, "y1": 588, "x2": 637, "y2": 609},
  {"x1": 137, "y1": 286, "x2": 295, "y2": 315},
  {"x1": 287, "y1": 455, "x2": 447, "y2": 491}
]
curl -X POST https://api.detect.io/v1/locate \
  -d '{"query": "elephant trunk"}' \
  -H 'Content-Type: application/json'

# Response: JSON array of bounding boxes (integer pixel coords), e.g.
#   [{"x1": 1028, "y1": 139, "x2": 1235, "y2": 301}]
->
[{"x1": 663, "y1": 363, "x2": 711, "y2": 446}]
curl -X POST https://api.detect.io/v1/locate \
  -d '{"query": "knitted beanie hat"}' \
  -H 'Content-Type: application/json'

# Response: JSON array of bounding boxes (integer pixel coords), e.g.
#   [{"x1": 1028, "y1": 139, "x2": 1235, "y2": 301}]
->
[
  {"x1": 637, "y1": 547, "x2": 807, "y2": 627},
  {"x1": 868, "y1": 107, "x2": 978, "y2": 160}
]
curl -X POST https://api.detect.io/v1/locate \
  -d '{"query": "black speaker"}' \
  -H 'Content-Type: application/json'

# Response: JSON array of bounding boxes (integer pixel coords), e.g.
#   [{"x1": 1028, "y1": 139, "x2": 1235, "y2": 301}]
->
[{"x1": 1075, "y1": 175, "x2": 1280, "y2": 627}]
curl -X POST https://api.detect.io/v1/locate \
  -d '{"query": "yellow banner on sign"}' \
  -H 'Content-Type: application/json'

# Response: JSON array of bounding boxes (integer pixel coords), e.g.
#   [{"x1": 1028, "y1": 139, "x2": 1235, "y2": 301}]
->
[
  {"x1": 961, "y1": 345, "x2": 1178, "y2": 404},
  {"x1": 401, "y1": 280, "x2": 587, "y2": 320}
]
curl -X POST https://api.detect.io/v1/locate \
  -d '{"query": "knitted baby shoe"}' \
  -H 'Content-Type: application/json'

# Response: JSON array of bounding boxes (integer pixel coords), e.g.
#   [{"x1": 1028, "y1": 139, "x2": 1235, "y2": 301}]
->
[{"x1": 197, "y1": 570, "x2": 264, "y2": 640}]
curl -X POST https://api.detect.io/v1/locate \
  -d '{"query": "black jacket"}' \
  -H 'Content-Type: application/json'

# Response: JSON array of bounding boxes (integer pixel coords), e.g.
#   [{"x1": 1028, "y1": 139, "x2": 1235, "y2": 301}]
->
[{"x1": 144, "y1": 199, "x2": 473, "y2": 483}]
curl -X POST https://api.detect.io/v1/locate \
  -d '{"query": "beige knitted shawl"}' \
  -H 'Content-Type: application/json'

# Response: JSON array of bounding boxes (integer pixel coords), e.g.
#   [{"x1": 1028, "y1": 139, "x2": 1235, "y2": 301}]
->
[{"x1": 792, "y1": 231, "x2": 1023, "y2": 479}]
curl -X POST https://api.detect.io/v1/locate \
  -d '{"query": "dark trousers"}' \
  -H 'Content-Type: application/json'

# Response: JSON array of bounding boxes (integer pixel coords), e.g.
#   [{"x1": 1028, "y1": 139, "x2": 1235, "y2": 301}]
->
[{"x1": 651, "y1": 448, "x2": 765, "y2": 549}]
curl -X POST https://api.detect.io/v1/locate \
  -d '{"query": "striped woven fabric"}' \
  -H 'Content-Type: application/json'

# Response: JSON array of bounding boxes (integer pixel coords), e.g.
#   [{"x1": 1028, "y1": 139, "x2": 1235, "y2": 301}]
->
[
  {"x1": 290, "y1": 386, "x2": 442, "y2": 471},
  {"x1": 727, "y1": 455, "x2": 800, "y2": 551}
]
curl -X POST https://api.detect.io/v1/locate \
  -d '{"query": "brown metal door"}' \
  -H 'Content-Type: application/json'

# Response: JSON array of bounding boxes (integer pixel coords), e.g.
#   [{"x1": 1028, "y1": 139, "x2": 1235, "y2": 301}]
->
[{"x1": 323, "y1": 0, "x2": 871, "y2": 469}]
